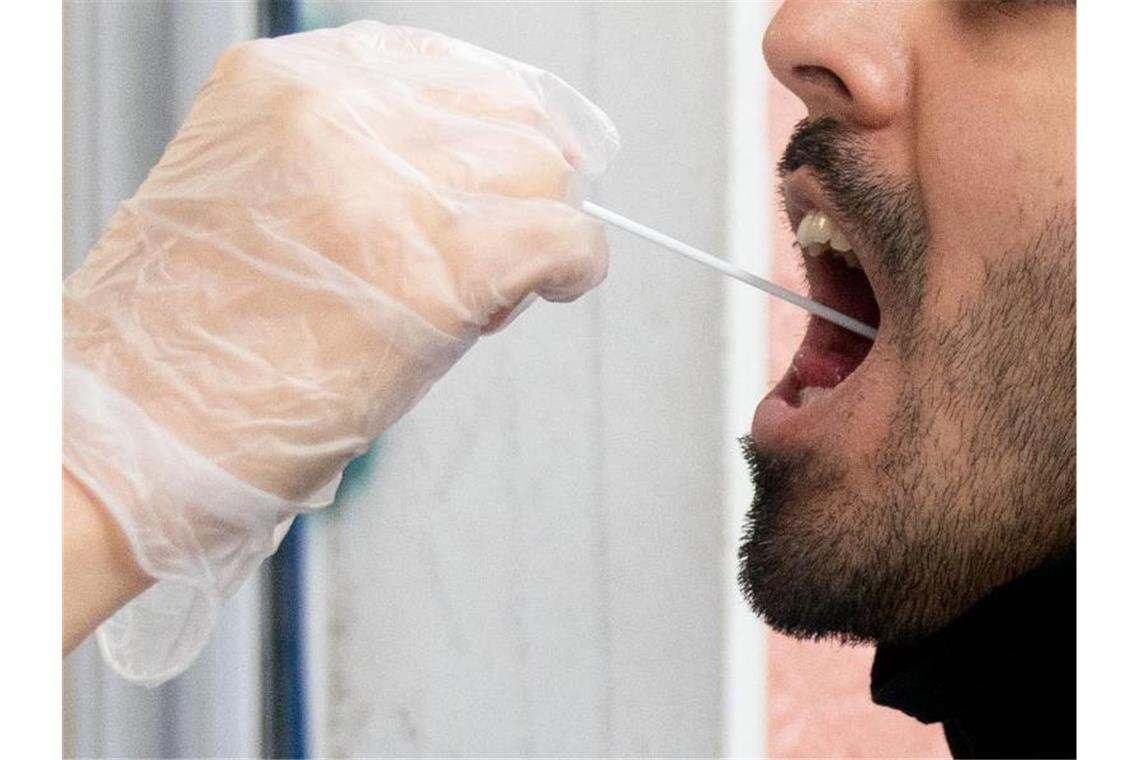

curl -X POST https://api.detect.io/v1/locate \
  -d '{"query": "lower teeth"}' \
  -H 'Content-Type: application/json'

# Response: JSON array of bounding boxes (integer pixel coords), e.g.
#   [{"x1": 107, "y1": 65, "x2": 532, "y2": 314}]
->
[{"x1": 797, "y1": 385, "x2": 832, "y2": 408}]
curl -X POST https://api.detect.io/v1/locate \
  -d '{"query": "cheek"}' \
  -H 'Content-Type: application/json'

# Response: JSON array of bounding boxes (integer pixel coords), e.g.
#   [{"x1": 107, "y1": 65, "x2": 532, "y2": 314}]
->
[
  {"x1": 919, "y1": 96, "x2": 1071, "y2": 226},
  {"x1": 912, "y1": 68, "x2": 1074, "y2": 318}
]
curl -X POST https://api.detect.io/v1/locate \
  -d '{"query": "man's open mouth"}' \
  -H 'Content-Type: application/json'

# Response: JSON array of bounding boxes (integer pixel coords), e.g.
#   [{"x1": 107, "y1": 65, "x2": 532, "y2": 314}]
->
[{"x1": 753, "y1": 185, "x2": 883, "y2": 443}]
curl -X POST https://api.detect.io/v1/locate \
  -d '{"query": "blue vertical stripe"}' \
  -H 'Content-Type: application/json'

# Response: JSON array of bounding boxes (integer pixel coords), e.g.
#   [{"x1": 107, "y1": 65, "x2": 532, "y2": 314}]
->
[
  {"x1": 275, "y1": 521, "x2": 309, "y2": 758},
  {"x1": 261, "y1": 6, "x2": 308, "y2": 756},
  {"x1": 265, "y1": 0, "x2": 300, "y2": 39}
]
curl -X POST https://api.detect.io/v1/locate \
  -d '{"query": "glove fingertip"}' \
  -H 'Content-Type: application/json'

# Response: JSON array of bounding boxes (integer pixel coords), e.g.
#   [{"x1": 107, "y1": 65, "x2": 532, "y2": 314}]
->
[{"x1": 537, "y1": 216, "x2": 609, "y2": 303}]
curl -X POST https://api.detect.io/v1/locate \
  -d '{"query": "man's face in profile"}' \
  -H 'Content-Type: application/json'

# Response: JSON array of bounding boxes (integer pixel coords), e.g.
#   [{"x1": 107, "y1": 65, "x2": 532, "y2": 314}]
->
[{"x1": 740, "y1": 0, "x2": 1075, "y2": 643}]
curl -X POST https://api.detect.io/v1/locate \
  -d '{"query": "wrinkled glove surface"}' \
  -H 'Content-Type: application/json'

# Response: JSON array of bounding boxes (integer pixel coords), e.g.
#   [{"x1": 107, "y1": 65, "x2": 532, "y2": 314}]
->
[{"x1": 63, "y1": 21, "x2": 619, "y2": 685}]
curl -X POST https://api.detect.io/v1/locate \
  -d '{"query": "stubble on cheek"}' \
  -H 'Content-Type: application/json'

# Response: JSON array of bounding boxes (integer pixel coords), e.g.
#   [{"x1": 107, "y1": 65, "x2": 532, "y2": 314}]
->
[{"x1": 902, "y1": 212, "x2": 1076, "y2": 594}]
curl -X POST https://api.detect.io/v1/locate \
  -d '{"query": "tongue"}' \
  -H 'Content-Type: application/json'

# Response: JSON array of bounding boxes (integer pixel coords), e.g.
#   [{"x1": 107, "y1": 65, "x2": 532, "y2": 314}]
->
[{"x1": 793, "y1": 346, "x2": 865, "y2": 389}]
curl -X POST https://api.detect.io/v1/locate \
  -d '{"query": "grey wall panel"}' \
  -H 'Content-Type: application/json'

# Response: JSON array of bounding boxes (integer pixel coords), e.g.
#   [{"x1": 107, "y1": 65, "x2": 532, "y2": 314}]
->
[
  {"x1": 63, "y1": 0, "x2": 174, "y2": 276},
  {"x1": 592, "y1": 6, "x2": 729, "y2": 754},
  {"x1": 306, "y1": 2, "x2": 730, "y2": 756}
]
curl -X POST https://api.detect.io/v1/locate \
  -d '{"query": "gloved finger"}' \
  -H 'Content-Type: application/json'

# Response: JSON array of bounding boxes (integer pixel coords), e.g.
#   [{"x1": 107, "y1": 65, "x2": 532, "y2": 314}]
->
[
  {"x1": 441, "y1": 196, "x2": 609, "y2": 335},
  {"x1": 287, "y1": 77, "x2": 575, "y2": 201},
  {"x1": 357, "y1": 22, "x2": 622, "y2": 176},
  {"x1": 265, "y1": 24, "x2": 553, "y2": 129},
  {"x1": 206, "y1": 41, "x2": 583, "y2": 203},
  {"x1": 523, "y1": 67, "x2": 621, "y2": 178},
  {"x1": 398, "y1": 117, "x2": 578, "y2": 200}
]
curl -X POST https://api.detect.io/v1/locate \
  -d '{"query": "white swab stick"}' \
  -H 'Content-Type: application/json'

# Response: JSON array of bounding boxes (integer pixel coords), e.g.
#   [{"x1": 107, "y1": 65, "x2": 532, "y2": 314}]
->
[{"x1": 582, "y1": 201, "x2": 878, "y2": 341}]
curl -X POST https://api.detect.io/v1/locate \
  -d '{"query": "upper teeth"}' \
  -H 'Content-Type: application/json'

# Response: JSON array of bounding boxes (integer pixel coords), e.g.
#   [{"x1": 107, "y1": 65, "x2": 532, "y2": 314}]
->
[{"x1": 795, "y1": 210, "x2": 855, "y2": 263}]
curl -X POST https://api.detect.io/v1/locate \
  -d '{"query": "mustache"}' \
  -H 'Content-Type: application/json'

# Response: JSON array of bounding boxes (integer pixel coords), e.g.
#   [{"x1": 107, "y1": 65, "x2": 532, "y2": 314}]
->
[
  {"x1": 777, "y1": 117, "x2": 931, "y2": 325},
  {"x1": 778, "y1": 116, "x2": 862, "y2": 180},
  {"x1": 777, "y1": 117, "x2": 904, "y2": 238}
]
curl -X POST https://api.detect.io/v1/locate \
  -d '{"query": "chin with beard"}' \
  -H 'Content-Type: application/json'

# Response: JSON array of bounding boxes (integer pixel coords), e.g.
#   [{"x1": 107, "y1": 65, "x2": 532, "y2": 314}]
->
[{"x1": 737, "y1": 119, "x2": 1075, "y2": 645}]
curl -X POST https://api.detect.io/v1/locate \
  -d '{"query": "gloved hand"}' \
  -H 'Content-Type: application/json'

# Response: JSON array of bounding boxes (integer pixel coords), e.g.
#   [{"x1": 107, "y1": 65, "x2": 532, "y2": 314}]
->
[{"x1": 62, "y1": 21, "x2": 619, "y2": 685}]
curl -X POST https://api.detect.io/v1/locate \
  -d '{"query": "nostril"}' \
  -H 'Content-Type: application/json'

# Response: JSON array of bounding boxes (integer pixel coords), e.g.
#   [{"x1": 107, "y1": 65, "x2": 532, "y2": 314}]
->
[{"x1": 792, "y1": 65, "x2": 852, "y2": 100}]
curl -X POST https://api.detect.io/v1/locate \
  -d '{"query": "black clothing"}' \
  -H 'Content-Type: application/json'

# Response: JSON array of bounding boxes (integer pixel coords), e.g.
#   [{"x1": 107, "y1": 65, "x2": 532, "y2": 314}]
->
[{"x1": 871, "y1": 549, "x2": 1076, "y2": 759}]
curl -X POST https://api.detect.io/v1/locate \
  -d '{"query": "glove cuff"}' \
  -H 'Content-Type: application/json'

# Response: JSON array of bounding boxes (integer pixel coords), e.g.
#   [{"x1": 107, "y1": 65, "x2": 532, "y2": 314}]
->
[{"x1": 63, "y1": 361, "x2": 335, "y2": 686}]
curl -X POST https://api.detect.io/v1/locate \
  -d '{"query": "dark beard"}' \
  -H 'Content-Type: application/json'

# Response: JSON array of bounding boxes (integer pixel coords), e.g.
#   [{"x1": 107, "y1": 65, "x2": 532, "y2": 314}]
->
[{"x1": 737, "y1": 119, "x2": 1076, "y2": 644}]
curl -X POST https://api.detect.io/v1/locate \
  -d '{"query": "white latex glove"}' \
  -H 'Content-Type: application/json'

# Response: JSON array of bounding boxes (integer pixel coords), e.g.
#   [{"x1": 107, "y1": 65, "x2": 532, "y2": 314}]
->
[{"x1": 63, "y1": 21, "x2": 619, "y2": 685}]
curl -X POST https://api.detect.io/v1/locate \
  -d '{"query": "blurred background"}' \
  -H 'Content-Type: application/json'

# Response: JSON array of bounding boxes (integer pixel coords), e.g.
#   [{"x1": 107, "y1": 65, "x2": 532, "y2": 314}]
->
[{"x1": 63, "y1": 1, "x2": 947, "y2": 757}]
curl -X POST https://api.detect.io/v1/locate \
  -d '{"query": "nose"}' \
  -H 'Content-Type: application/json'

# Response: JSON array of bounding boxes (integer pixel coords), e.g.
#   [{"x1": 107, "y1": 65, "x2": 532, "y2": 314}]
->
[{"x1": 763, "y1": 0, "x2": 910, "y2": 129}]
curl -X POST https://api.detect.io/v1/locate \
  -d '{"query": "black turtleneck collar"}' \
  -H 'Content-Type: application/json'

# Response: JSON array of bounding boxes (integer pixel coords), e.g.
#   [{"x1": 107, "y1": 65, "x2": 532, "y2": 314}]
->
[{"x1": 871, "y1": 548, "x2": 1076, "y2": 759}]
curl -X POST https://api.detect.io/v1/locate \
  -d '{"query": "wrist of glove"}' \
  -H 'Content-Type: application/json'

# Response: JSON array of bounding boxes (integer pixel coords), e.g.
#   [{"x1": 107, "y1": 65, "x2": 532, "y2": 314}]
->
[{"x1": 62, "y1": 20, "x2": 619, "y2": 684}]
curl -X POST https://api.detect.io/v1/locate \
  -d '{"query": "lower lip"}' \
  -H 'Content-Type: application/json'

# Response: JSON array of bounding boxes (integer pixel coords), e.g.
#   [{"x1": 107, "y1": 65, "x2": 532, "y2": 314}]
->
[
  {"x1": 751, "y1": 391, "x2": 802, "y2": 448},
  {"x1": 750, "y1": 344, "x2": 868, "y2": 449},
  {"x1": 751, "y1": 378, "x2": 835, "y2": 450}
]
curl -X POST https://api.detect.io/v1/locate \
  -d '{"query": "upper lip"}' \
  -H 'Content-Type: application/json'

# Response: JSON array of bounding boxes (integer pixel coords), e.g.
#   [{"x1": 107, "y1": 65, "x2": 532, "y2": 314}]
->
[{"x1": 780, "y1": 169, "x2": 881, "y2": 300}]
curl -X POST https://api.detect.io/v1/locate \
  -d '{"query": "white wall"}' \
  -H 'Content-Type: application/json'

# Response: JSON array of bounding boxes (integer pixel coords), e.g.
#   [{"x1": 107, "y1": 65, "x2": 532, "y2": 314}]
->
[{"x1": 302, "y1": 2, "x2": 766, "y2": 756}]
